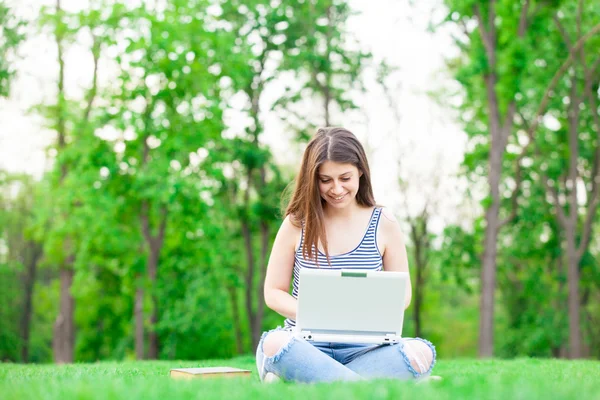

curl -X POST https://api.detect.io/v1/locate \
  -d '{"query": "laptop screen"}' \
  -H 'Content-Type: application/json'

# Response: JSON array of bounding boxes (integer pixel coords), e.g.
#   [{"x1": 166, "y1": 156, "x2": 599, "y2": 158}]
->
[{"x1": 295, "y1": 269, "x2": 407, "y2": 336}]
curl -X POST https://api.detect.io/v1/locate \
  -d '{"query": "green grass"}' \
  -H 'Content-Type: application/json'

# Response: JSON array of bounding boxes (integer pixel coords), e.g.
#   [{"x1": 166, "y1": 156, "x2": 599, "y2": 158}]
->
[{"x1": 1, "y1": 357, "x2": 599, "y2": 400}]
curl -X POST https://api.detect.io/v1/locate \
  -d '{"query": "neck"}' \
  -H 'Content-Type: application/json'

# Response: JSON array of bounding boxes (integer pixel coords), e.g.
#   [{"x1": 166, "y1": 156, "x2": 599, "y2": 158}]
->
[{"x1": 323, "y1": 200, "x2": 362, "y2": 220}]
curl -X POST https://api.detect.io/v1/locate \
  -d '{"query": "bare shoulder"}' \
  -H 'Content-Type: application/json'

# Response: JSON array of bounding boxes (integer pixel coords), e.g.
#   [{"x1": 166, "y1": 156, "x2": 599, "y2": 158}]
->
[
  {"x1": 285, "y1": 213, "x2": 303, "y2": 229},
  {"x1": 282, "y1": 214, "x2": 301, "y2": 231},
  {"x1": 380, "y1": 207, "x2": 398, "y2": 224},
  {"x1": 377, "y1": 207, "x2": 407, "y2": 260},
  {"x1": 277, "y1": 214, "x2": 302, "y2": 245},
  {"x1": 378, "y1": 207, "x2": 403, "y2": 238}
]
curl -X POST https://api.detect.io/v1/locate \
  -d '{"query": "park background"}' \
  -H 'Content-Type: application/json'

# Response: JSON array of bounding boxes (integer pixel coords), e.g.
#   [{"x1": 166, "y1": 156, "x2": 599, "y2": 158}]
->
[{"x1": 1, "y1": 0, "x2": 599, "y2": 366}]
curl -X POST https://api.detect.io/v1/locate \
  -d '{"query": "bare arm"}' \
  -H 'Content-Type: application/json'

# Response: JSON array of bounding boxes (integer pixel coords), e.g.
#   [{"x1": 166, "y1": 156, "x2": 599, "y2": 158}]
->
[
  {"x1": 263, "y1": 215, "x2": 300, "y2": 320},
  {"x1": 380, "y1": 208, "x2": 412, "y2": 309}
]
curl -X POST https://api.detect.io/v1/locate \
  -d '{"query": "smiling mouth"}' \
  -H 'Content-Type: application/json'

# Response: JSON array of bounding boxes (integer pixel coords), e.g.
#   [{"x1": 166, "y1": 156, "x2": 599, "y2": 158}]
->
[{"x1": 330, "y1": 193, "x2": 347, "y2": 201}]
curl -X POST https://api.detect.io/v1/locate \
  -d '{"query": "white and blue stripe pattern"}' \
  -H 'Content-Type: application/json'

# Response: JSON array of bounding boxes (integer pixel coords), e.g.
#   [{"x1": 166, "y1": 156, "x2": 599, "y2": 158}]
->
[{"x1": 284, "y1": 207, "x2": 383, "y2": 328}]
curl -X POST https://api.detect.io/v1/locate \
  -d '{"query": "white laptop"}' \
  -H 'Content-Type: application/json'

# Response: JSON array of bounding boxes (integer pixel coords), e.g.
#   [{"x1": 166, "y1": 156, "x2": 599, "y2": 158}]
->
[{"x1": 293, "y1": 268, "x2": 408, "y2": 344}]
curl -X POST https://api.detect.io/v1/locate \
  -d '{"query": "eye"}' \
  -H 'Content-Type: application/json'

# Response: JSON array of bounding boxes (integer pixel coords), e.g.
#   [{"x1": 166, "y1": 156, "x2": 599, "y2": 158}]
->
[
  {"x1": 341, "y1": 177, "x2": 350, "y2": 181},
  {"x1": 320, "y1": 179, "x2": 331, "y2": 183}
]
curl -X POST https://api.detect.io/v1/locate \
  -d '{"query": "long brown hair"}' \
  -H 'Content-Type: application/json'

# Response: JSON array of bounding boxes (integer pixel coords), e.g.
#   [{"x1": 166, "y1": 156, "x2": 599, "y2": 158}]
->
[{"x1": 284, "y1": 127, "x2": 376, "y2": 264}]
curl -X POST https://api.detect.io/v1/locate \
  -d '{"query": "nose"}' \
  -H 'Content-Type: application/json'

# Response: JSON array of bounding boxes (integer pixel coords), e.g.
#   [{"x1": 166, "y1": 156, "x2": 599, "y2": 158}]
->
[{"x1": 331, "y1": 180, "x2": 344, "y2": 194}]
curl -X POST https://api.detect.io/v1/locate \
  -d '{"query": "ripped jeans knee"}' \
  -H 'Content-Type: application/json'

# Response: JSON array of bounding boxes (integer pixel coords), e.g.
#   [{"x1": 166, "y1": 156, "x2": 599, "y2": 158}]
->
[
  {"x1": 256, "y1": 327, "x2": 296, "y2": 380},
  {"x1": 399, "y1": 338, "x2": 437, "y2": 378}
]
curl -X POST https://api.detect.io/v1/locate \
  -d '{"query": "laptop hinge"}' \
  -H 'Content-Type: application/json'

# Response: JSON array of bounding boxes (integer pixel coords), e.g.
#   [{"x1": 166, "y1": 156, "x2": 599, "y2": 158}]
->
[
  {"x1": 383, "y1": 333, "x2": 400, "y2": 344},
  {"x1": 299, "y1": 330, "x2": 400, "y2": 344}
]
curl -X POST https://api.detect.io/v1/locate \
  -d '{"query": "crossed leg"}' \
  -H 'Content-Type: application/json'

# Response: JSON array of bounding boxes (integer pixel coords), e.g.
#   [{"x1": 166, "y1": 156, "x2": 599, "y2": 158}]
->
[
  {"x1": 345, "y1": 338, "x2": 436, "y2": 379},
  {"x1": 257, "y1": 330, "x2": 435, "y2": 383},
  {"x1": 257, "y1": 330, "x2": 362, "y2": 383}
]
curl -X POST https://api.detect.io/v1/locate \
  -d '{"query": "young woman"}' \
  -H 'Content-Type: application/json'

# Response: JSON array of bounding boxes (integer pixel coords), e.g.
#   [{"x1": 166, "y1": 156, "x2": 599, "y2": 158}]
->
[{"x1": 256, "y1": 127, "x2": 436, "y2": 383}]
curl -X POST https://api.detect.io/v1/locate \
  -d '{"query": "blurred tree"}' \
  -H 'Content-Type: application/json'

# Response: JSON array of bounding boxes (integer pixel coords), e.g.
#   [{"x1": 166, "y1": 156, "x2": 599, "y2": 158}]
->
[
  {"x1": 35, "y1": 0, "x2": 102, "y2": 363},
  {"x1": 0, "y1": 0, "x2": 25, "y2": 96},
  {"x1": 0, "y1": 0, "x2": 29, "y2": 363},
  {"x1": 217, "y1": 0, "x2": 298, "y2": 350},
  {"x1": 494, "y1": 170, "x2": 567, "y2": 357},
  {"x1": 516, "y1": 0, "x2": 600, "y2": 358},
  {"x1": 406, "y1": 209, "x2": 434, "y2": 338},
  {"x1": 274, "y1": 0, "x2": 369, "y2": 138},
  {"x1": 441, "y1": 0, "x2": 593, "y2": 357},
  {"x1": 0, "y1": 173, "x2": 42, "y2": 362},
  {"x1": 94, "y1": 0, "x2": 226, "y2": 359},
  {"x1": 13, "y1": 179, "x2": 43, "y2": 363}
]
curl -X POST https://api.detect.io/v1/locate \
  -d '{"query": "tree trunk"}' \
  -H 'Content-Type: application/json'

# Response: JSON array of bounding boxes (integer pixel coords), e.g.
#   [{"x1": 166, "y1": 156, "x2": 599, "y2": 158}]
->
[
  {"x1": 413, "y1": 258, "x2": 422, "y2": 338},
  {"x1": 479, "y1": 212, "x2": 499, "y2": 358},
  {"x1": 580, "y1": 286, "x2": 592, "y2": 358},
  {"x1": 135, "y1": 279, "x2": 145, "y2": 359},
  {"x1": 241, "y1": 218, "x2": 258, "y2": 348},
  {"x1": 227, "y1": 286, "x2": 244, "y2": 354},
  {"x1": 566, "y1": 234, "x2": 581, "y2": 358},
  {"x1": 410, "y1": 217, "x2": 428, "y2": 338},
  {"x1": 564, "y1": 74, "x2": 582, "y2": 358},
  {"x1": 565, "y1": 229, "x2": 582, "y2": 358},
  {"x1": 139, "y1": 203, "x2": 167, "y2": 360},
  {"x1": 147, "y1": 245, "x2": 160, "y2": 359},
  {"x1": 52, "y1": 0, "x2": 77, "y2": 365},
  {"x1": 474, "y1": 0, "x2": 525, "y2": 358},
  {"x1": 476, "y1": 1, "x2": 501, "y2": 358},
  {"x1": 248, "y1": 163, "x2": 271, "y2": 350},
  {"x1": 20, "y1": 242, "x2": 42, "y2": 362},
  {"x1": 555, "y1": 246, "x2": 569, "y2": 358},
  {"x1": 252, "y1": 220, "x2": 269, "y2": 349},
  {"x1": 52, "y1": 267, "x2": 74, "y2": 363},
  {"x1": 479, "y1": 136, "x2": 504, "y2": 358}
]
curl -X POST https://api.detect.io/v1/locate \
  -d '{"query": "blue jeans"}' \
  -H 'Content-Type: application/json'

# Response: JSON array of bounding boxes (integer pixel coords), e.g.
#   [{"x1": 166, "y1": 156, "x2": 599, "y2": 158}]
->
[{"x1": 256, "y1": 327, "x2": 437, "y2": 383}]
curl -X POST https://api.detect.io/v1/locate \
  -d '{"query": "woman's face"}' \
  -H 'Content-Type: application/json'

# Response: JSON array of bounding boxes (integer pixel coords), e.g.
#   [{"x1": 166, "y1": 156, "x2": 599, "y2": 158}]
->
[{"x1": 317, "y1": 161, "x2": 362, "y2": 208}]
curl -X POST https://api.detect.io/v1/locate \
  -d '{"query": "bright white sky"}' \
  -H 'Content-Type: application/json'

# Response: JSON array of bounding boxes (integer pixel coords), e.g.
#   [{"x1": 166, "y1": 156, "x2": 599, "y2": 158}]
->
[{"x1": 0, "y1": 0, "x2": 471, "y2": 233}]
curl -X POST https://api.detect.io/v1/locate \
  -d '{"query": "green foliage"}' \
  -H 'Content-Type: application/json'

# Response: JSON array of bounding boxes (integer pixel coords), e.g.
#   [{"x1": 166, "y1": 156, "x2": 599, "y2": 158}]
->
[
  {"x1": 0, "y1": 262, "x2": 22, "y2": 361},
  {"x1": 4, "y1": 0, "x2": 600, "y2": 364},
  {"x1": 28, "y1": 280, "x2": 59, "y2": 363},
  {"x1": 0, "y1": 0, "x2": 25, "y2": 96},
  {"x1": 440, "y1": 0, "x2": 600, "y2": 357},
  {"x1": 272, "y1": 0, "x2": 370, "y2": 135},
  {"x1": 0, "y1": 0, "x2": 375, "y2": 362},
  {"x1": 0, "y1": 172, "x2": 43, "y2": 362}
]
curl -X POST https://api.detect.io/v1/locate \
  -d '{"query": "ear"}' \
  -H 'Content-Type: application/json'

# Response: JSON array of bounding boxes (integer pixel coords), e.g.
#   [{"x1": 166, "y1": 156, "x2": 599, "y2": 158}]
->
[{"x1": 359, "y1": 170, "x2": 364, "y2": 178}]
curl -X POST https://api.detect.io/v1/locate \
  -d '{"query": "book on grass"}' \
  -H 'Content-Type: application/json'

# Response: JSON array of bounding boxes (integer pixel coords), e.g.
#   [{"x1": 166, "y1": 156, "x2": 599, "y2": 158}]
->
[{"x1": 170, "y1": 367, "x2": 251, "y2": 379}]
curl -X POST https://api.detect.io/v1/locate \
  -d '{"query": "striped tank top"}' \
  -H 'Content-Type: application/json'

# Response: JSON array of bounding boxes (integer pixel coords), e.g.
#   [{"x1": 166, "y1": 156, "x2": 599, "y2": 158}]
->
[{"x1": 284, "y1": 207, "x2": 384, "y2": 328}]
